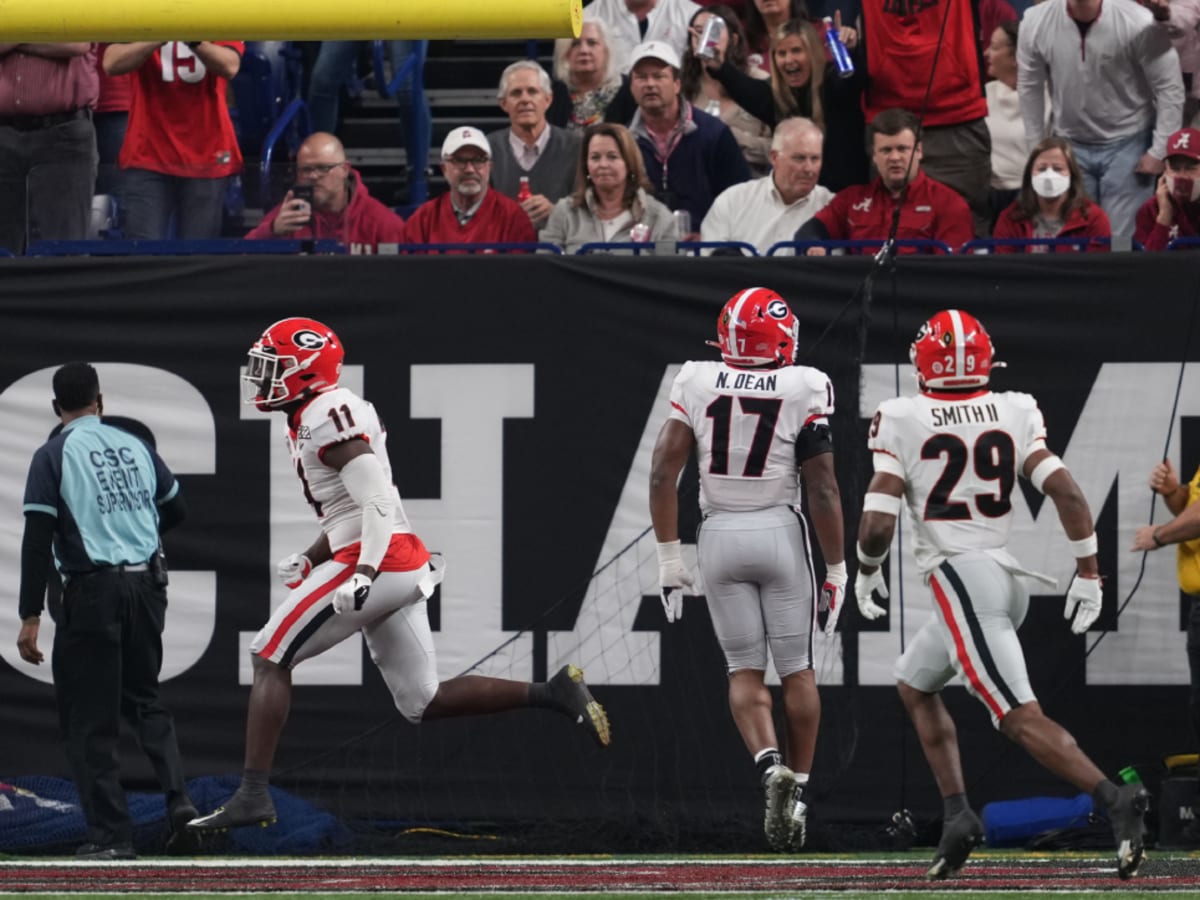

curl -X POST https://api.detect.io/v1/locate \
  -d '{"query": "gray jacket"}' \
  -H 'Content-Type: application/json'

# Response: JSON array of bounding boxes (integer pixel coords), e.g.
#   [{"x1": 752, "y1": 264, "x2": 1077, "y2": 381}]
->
[{"x1": 540, "y1": 188, "x2": 678, "y2": 253}]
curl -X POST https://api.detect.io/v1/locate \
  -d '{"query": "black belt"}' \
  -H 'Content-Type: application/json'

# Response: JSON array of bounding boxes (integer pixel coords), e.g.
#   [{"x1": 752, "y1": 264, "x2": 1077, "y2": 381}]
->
[
  {"x1": 0, "y1": 108, "x2": 89, "y2": 131},
  {"x1": 70, "y1": 562, "x2": 150, "y2": 578}
]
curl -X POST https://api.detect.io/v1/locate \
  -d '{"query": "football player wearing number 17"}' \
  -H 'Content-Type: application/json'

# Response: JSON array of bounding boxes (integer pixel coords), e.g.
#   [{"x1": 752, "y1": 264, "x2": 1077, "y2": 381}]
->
[
  {"x1": 649, "y1": 287, "x2": 846, "y2": 852},
  {"x1": 188, "y1": 318, "x2": 610, "y2": 834},
  {"x1": 855, "y1": 309, "x2": 1148, "y2": 881}
]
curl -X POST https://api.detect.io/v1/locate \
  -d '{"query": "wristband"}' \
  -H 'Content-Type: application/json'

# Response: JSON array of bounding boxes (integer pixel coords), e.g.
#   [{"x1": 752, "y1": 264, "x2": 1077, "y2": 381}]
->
[
  {"x1": 1068, "y1": 534, "x2": 1098, "y2": 558},
  {"x1": 1152, "y1": 528, "x2": 1167, "y2": 548},
  {"x1": 857, "y1": 541, "x2": 889, "y2": 568},
  {"x1": 656, "y1": 540, "x2": 683, "y2": 564}
]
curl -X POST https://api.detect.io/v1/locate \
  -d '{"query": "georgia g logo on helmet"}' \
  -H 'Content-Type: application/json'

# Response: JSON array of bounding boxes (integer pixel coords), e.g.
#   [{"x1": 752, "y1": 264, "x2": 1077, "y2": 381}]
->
[
  {"x1": 242, "y1": 317, "x2": 345, "y2": 411},
  {"x1": 292, "y1": 329, "x2": 328, "y2": 351},
  {"x1": 766, "y1": 299, "x2": 789, "y2": 320},
  {"x1": 711, "y1": 287, "x2": 799, "y2": 369}
]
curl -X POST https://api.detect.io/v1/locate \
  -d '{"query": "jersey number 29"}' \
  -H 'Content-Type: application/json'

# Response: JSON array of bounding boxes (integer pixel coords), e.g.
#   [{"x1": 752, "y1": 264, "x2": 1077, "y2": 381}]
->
[{"x1": 921, "y1": 430, "x2": 1016, "y2": 520}]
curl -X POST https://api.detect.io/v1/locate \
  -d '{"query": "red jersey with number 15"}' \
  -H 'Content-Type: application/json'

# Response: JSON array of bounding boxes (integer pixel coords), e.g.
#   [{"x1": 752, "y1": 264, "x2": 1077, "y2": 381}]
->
[
  {"x1": 119, "y1": 41, "x2": 244, "y2": 178},
  {"x1": 867, "y1": 390, "x2": 1048, "y2": 574},
  {"x1": 667, "y1": 360, "x2": 834, "y2": 516}
]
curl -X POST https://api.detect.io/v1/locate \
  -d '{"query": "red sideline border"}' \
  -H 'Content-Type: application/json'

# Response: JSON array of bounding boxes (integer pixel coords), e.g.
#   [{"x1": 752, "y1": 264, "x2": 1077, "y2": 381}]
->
[{"x1": 1, "y1": 856, "x2": 1199, "y2": 892}]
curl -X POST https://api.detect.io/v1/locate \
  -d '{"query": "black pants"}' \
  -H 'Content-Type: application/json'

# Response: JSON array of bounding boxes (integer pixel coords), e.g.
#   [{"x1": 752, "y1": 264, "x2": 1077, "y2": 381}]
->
[{"x1": 52, "y1": 571, "x2": 188, "y2": 846}]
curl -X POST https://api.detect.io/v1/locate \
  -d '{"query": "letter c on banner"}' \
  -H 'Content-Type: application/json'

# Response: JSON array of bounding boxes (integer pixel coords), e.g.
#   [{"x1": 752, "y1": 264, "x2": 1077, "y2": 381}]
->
[{"x1": 0, "y1": 364, "x2": 217, "y2": 684}]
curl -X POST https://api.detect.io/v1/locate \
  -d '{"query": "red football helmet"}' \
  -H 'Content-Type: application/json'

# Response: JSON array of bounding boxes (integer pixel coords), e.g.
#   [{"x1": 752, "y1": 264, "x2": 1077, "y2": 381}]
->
[
  {"x1": 910, "y1": 309, "x2": 995, "y2": 391},
  {"x1": 244, "y1": 317, "x2": 344, "y2": 410},
  {"x1": 711, "y1": 287, "x2": 799, "y2": 368}
]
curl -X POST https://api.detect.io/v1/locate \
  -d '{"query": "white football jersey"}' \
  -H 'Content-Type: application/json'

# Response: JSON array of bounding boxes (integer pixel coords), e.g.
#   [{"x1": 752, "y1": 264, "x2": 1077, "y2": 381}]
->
[
  {"x1": 868, "y1": 390, "x2": 1048, "y2": 573},
  {"x1": 668, "y1": 360, "x2": 834, "y2": 515},
  {"x1": 287, "y1": 387, "x2": 415, "y2": 550}
]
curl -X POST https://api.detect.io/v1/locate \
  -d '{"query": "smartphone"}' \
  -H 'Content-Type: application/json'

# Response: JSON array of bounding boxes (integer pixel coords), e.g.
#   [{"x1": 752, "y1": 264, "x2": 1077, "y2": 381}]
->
[{"x1": 291, "y1": 184, "x2": 314, "y2": 223}]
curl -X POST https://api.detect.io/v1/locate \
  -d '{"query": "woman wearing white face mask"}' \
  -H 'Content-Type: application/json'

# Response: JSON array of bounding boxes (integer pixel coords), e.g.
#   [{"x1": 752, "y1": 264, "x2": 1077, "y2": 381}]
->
[{"x1": 992, "y1": 137, "x2": 1111, "y2": 253}]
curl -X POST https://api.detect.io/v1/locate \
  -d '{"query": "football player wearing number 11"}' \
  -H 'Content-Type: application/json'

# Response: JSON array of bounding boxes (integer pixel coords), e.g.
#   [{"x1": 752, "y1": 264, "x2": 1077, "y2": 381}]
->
[
  {"x1": 855, "y1": 309, "x2": 1148, "y2": 881},
  {"x1": 188, "y1": 318, "x2": 610, "y2": 834},
  {"x1": 649, "y1": 287, "x2": 847, "y2": 852}
]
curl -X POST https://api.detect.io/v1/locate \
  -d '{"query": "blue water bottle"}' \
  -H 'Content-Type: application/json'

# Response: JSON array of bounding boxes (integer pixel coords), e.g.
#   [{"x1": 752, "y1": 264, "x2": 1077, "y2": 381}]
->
[{"x1": 823, "y1": 17, "x2": 855, "y2": 79}]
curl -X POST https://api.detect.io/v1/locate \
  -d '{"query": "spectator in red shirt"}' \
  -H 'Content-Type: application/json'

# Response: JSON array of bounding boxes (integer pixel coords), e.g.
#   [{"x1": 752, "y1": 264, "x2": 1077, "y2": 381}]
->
[
  {"x1": 1135, "y1": 127, "x2": 1200, "y2": 250},
  {"x1": 93, "y1": 44, "x2": 132, "y2": 200},
  {"x1": 993, "y1": 136, "x2": 1110, "y2": 252},
  {"x1": 795, "y1": 107, "x2": 973, "y2": 254},
  {"x1": 402, "y1": 126, "x2": 536, "y2": 246},
  {"x1": 103, "y1": 41, "x2": 242, "y2": 240},
  {"x1": 246, "y1": 132, "x2": 406, "y2": 254},
  {"x1": 861, "y1": 0, "x2": 991, "y2": 236},
  {"x1": 0, "y1": 42, "x2": 97, "y2": 253}
]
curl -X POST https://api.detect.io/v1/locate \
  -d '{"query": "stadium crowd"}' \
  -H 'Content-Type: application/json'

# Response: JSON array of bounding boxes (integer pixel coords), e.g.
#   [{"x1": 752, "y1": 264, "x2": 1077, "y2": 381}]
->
[{"x1": 0, "y1": 0, "x2": 1196, "y2": 254}]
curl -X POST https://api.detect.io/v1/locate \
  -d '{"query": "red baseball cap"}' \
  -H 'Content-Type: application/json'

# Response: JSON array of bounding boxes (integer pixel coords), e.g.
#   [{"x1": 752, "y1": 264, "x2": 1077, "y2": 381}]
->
[{"x1": 1166, "y1": 128, "x2": 1200, "y2": 161}]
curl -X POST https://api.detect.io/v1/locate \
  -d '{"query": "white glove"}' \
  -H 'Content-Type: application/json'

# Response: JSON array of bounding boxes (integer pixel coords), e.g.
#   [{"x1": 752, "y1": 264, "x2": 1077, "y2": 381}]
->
[
  {"x1": 277, "y1": 553, "x2": 312, "y2": 589},
  {"x1": 1064, "y1": 573, "x2": 1102, "y2": 634},
  {"x1": 820, "y1": 561, "x2": 848, "y2": 637},
  {"x1": 656, "y1": 540, "x2": 694, "y2": 623},
  {"x1": 854, "y1": 566, "x2": 888, "y2": 620},
  {"x1": 332, "y1": 573, "x2": 372, "y2": 615}
]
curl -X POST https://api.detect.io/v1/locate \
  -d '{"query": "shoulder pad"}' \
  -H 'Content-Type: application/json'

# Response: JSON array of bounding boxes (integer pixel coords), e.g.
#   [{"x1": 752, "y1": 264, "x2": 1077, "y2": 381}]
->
[
  {"x1": 876, "y1": 396, "x2": 917, "y2": 419},
  {"x1": 671, "y1": 360, "x2": 706, "y2": 390},
  {"x1": 999, "y1": 391, "x2": 1039, "y2": 411},
  {"x1": 799, "y1": 366, "x2": 832, "y2": 394}
]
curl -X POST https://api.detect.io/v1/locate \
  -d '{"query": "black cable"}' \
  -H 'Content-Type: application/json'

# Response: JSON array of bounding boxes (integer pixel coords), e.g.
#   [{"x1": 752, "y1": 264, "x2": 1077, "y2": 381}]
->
[{"x1": 797, "y1": 0, "x2": 960, "y2": 833}]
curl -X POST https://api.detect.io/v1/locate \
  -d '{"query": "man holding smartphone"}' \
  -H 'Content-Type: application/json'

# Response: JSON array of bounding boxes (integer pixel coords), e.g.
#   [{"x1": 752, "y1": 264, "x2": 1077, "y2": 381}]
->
[{"x1": 246, "y1": 132, "x2": 407, "y2": 254}]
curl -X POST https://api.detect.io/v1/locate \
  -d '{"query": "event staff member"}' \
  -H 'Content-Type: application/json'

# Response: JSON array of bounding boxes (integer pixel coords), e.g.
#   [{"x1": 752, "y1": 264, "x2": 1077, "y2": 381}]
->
[{"x1": 16, "y1": 363, "x2": 195, "y2": 860}]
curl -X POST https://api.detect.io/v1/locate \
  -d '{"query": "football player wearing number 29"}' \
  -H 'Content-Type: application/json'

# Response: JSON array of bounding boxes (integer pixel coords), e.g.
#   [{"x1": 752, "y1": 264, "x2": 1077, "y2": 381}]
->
[
  {"x1": 188, "y1": 318, "x2": 610, "y2": 834},
  {"x1": 649, "y1": 287, "x2": 847, "y2": 852},
  {"x1": 855, "y1": 309, "x2": 1148, "y2": 881}
]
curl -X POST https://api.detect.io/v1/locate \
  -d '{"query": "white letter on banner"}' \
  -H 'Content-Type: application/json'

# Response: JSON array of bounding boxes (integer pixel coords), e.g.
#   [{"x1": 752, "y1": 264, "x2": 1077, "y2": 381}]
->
[
  {"x1": 856, "y1": 362, "x2": 1194, "y2": 688},
  {"x1": 405, "y1": 365, "x2": 534, "y2": 680},
  {"x1": 239, "y1": 366, "x2": 365, "y2": 686},
  {"x1": 0, "y1": 364, "x2": 217, "y2": 684}
]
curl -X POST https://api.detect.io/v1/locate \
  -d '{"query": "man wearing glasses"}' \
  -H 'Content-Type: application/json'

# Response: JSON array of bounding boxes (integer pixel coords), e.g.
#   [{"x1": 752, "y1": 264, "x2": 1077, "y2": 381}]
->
[
  {"x1": 402, "y1": 127, "x2": 537, "y2": 246},
  {"x1": 246, "y1": 132, "x2": 406, "y2": 254}
]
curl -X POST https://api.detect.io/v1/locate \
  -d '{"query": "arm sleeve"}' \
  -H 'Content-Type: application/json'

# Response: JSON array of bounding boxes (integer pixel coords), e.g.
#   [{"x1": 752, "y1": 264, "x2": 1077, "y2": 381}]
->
[
  {"x1": 511, "y1": 205, "x2": 538, "y2": 242},
  {"x1": 157, "y1": 491, "x2": 187, "y2": 534},
  {"x1": 339, "y1": 453, "x2": 395, "y2": 572},
  {"x1": 601, "y1": 77, "x2": 636, "y2": 125},
  {"x1": 708, "y1": 60, "x2": 778, "y2": 124},
  {"x1": 539, "y1": 199, "x2": 569, "y2": 247},
  {"x1": 795, "y1": 216, "x2": 831, "y2": 241},
  {"x1": 1013, "y1": 399, "x2": 1050, "y2": 471},
  {"x1": 701, "y1": 189, "x2": 732, "y2": 242},
  {"x1": 18, "y1": 511, "x2": 57, "y2": 620},
  {"x1": 1140, "y1": 28, "x2": 1185, "y2": 159},
  {"x1": 937, "y1": 193, "x2": 975, "y2": 251},
  {"x1": 1016, "y1": 25, "x2": 1048, "y2": 151},
  {"x1": 866, "y1": 402, "x2": 908, "y2": 480},
  {"x1": 666, "y1": 363, "x2": 696, "y2": 427},
  {"x1": 245, "y1": 206, "x2": 281, "y2": 239}
]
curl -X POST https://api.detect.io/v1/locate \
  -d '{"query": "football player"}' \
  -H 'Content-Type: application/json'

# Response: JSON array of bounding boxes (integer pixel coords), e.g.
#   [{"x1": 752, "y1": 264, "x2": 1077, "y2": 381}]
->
[
  {"x1": 189, "y1": 318, "x2": 610, "y2": 833},
  {"x1": 855, "y1": 309, "x2": 1148, "y2": 879},
  {"x1": 649, "y1": 287, "x2": 847, "y2": 851}
]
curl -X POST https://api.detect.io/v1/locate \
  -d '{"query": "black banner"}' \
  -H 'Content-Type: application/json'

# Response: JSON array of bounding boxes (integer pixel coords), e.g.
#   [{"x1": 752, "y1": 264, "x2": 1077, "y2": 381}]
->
[{"x1": 0, "y1": 253, "x2": 1196, "y2": 850}]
